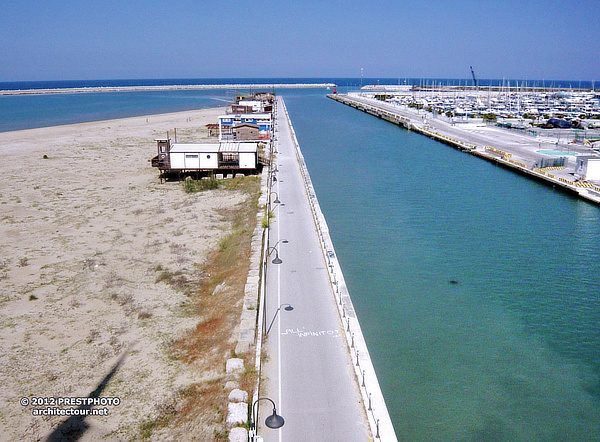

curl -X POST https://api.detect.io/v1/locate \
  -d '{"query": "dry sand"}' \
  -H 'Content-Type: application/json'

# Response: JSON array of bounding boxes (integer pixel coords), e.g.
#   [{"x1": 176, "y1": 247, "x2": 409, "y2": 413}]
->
[{"x1": 0, "y1": 107, "x2": 249, "y2": 440}]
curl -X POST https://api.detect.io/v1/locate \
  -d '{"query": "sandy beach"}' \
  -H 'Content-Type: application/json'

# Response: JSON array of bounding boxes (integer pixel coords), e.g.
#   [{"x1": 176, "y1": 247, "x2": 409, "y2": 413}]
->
[{"x1": 0, "y1": 107, "x2": 255, "y2": 440}]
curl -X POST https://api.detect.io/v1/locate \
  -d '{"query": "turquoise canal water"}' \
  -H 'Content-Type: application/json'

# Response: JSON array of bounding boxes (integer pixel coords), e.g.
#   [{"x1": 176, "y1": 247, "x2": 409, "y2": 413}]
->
[
  {"x1": 283, "y1": 91, "x2": 600, "y2": 440},
  {"x1": 2, "y1": 84, "x2": 600, "y2": 439}
]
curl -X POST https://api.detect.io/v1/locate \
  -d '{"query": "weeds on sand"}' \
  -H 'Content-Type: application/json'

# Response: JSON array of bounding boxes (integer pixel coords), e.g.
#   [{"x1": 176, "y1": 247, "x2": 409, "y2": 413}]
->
[
  {"x1": 142, "y1": 176, "x2": 260, "y2": 439},
  {"x1": 154, "y1": 270, "x2": 189, "y2": 291},
  {"x1": 182, "y1": 176, "x2": 219, "y2": 193},
  {"x1": 182, "y1": 175, "x2": 260, "y2": 194}
]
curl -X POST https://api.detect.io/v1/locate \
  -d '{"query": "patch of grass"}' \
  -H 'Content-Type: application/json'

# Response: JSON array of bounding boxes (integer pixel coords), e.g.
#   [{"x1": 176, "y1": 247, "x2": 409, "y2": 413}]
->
[
  {"x1": 139, "y1": 413, "x2": 173, "y2": 439},
  {"x1": 261, "y1": 209, "x2": 274, "y2": 229},
  {"x1": 221, "y1": 176, "x2": 260, "y2": 193},
  {"x1": 182, "y1": 176, "x2": 219, "y2": 193},
  {"x1": 182, "y1": 175, "x2": 260, "y2": 194},
  {"x1": 155, "y1": 269, "x2": 189, "y2": 291}
]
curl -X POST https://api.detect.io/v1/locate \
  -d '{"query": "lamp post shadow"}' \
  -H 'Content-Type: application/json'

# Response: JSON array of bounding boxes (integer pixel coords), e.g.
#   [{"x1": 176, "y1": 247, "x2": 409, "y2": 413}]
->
[{"x1": 45, "y1": 343, "x2": 134, "y2": 441}]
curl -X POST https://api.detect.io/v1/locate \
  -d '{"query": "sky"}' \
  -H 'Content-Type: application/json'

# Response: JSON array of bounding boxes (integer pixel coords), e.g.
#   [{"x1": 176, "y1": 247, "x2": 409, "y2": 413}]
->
[{"x1": 1, "y1": 0, "x2": 599, "y2": 82}]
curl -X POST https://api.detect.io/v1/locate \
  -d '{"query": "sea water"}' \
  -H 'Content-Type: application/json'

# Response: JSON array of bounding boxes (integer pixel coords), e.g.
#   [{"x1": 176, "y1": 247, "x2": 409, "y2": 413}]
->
[
  {"x1": 2, "y1": 82, "x2": 600, "y2": 440},
  {"x1": 283, "y1": 91, "x2": 600, "y2": 440}
]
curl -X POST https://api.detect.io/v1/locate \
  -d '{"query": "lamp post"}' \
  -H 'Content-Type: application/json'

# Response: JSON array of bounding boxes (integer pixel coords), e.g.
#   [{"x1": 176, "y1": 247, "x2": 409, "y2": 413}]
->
[
  {"x1": 250, "y1": 397, "x2": 284, "y2": 441},
  {"x1": 267, "y1": 239, "x2": 287, "y2": 265},
  {"x1": 266, "y1": 303, "x2": 293, "y2": 335},
  {"x1": 267, "y1": 246, "x2": 282, "y2": 264},
  {"x1": 270, "y1": 191, "x2": 281, "y2": 205}
]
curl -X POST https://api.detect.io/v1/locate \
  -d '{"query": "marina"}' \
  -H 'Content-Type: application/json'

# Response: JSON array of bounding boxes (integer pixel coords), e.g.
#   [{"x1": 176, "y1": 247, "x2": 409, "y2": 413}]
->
[
  {"x1": 328, "y1": 90, "x2": 600, "y2": 205},
  {"x1": 361, "y1": 83, "x2": 600, "y2": 121}
]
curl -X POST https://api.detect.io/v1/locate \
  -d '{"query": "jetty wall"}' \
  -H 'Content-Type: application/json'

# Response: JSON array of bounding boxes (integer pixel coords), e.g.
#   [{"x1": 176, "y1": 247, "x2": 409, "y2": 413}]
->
[
  {"x1": 279, "y1": 97, "x2": 398, "y2": 441},
  {"x1": 327, "y1": 94, "x2": 600, "y2": 206}
]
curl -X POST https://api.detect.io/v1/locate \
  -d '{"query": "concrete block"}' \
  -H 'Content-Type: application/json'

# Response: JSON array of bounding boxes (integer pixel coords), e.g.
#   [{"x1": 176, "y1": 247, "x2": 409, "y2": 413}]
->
[
  {"x1": 241, "y1": 307, "x2": 256, "y2": 321},
  {"x1": 243, "y1": 297, "x2": 257, "y2": 311},
  {"x1": 249, "y1": 255, "x2": 261, "y2": 268},
  {"x1": 244, "y1": 283, "x2": 258, "y2": 297},
  {"x1": 228, "y1": 388, "x2": 248, "y2": 403},
  {"x1": 224, "y1": 380, "x2": 239, "y2": 391},
  {"x1": 235, "y1": 340, "x2": 251, "y2": 355},
  {"x1": 226, "y1": 358, "x2": 244, "y2": 374},
  {"x1": 229, "y1": 427, "x2": 248, "y2": 442},
  {"x1": 226, "y1": 402, "x2": 248, "y2": 425},
  {"x1": 238, "y1": 327, "x2": 255, "y2": 344}
]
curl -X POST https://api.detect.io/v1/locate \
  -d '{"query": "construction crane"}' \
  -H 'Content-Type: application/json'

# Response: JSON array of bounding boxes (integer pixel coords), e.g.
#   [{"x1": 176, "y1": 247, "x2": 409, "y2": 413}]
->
[{"x1": 470, "y1": 66, "x2": 478, "y2": 90}]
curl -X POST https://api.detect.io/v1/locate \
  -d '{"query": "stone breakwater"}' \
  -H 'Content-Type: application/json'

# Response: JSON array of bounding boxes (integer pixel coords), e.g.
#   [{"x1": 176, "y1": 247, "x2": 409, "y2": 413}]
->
[{"x1": 0, "y1": 84, "x2": 336, "y2": 96}]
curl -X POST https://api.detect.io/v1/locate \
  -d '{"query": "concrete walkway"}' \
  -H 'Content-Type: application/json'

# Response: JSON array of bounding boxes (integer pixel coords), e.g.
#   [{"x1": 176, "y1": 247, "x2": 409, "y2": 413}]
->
[{"x1": 255, "y1": 97, "x2": 396, "y2": 441}]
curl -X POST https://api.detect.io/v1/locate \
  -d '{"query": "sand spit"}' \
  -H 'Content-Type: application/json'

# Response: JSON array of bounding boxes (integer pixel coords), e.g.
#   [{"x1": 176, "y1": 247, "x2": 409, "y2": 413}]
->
[{"x1": 0, "y1": 107, "x2": 251, "y2": 440}]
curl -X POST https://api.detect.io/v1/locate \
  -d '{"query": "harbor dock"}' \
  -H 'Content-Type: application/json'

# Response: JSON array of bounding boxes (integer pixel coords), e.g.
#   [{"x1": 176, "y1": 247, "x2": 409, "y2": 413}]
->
[{"x1": 328, "y1": 93, "x2": 600, "y2": 206}]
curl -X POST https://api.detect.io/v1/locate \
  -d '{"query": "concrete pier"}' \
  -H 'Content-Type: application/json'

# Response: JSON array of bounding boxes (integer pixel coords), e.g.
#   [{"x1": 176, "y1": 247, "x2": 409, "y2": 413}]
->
[
  {"x1": 328, "y1": 93, "x2": 600, "y2": 206},
  {"x1": 255, "y1": 96, "x2": 397, "y2": 441}
]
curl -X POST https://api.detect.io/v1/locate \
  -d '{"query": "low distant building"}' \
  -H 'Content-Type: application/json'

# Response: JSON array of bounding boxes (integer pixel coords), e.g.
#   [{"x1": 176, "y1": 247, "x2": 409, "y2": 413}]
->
[
  {"x1": 206, "y1": 123, "x2": 219, "y2": 137},
  {"x1": 218, "y1": 113, "x2": 272, "y2": 141},
  {"x1": 230, "y1": 93, "x2": 274, "y2": 113},
  {"x1": 230, "y1": 105, "x2": 255, "y2": 114},
  {"x1": 234, "y1": 123, "x2": 260, "y2": 140},
  {"x1": 575, "y1": 156, "x2": 600, "y2": 181},
  {"x1": 151, "y1": 138, "x2": 268, "y2": 175},
  {"x1": 151, "y1": 91, "x2": 274, "y2": 178}
]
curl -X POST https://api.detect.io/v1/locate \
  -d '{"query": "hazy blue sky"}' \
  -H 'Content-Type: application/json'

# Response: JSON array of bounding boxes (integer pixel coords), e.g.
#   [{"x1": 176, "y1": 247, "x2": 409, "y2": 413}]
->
[{"x1": 2, "y1": 0, "x2": 598, "y2": 81}]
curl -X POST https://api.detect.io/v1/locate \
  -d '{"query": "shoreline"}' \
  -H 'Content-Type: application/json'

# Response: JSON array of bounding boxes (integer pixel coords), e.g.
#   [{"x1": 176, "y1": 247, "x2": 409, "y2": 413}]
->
[{"x1": 0, "y1": 83, "x2": 336, "y2": 96}]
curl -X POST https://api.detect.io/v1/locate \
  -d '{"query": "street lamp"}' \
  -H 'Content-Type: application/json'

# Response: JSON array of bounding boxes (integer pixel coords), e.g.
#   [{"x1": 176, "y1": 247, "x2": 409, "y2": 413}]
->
[
  {"x1": 250, "y1": 397, "x2": 285, "y2": 441},
  {"x1": 267, "y1": 246, "x2": 282, "y2": 264},
  {"x1": 270, "y1": 191, "x2": 280, "y2": 205},
  {"x1": 266, "y1": 303, "x2": 293, "y2": 335}
]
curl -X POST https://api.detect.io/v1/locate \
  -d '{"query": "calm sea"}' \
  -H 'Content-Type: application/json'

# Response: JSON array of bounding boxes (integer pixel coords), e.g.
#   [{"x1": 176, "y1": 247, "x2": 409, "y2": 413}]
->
[
  {"x1": 283, "y1": 90, "x2": 600, "y2": 441},
  {"x1": 2, "y1": 79, "x2": 600, "y2": 440},
  {"x1": 0, "y1": 77, "x2": 595, "y2": 132}
]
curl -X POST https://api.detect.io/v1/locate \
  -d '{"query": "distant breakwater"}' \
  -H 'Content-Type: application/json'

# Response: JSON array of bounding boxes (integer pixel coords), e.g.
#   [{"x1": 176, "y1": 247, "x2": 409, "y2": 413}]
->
[{"x1": 0, "y1": 83, "x2": 336, "y2": 96}]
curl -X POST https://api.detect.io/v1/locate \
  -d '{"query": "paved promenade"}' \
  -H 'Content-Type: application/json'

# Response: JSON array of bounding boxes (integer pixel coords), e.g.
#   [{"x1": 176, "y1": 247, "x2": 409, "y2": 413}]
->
[{"x1": 255, "y1": 97, "x2": 396, "y2": 441}]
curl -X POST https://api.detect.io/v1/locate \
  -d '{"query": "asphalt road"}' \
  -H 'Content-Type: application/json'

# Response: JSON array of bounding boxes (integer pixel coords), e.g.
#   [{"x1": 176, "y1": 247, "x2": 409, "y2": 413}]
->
[{"x1": 257, "y1": 97, "x2": 370, "y2": 441}]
